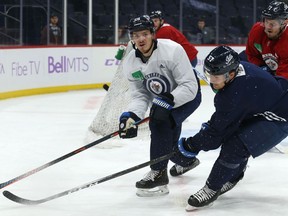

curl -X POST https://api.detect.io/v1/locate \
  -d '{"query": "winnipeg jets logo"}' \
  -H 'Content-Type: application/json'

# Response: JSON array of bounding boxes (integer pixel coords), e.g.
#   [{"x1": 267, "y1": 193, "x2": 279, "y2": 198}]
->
[
  {"x1": 226, "y1": 54, "x2": 233, "y2": 65},
  {"x1": 144, "y1": 73, "x2": 171, "y2": 95},
  {"x1": 150, "y1": 80, "x2": 163, "y2": 94}
]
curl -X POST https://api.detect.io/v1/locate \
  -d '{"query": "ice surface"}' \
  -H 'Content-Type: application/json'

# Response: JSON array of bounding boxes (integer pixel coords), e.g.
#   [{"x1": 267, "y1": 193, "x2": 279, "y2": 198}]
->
[{"x1": 0, "y1": 86, "x2": 287, "y2": 216}]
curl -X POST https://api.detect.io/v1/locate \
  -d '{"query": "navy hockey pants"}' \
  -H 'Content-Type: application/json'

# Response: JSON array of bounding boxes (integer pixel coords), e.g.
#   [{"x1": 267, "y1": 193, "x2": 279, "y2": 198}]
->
[
  {"x1": 149, "y1": 90, "x2": 201, "y2": 171},
  {"x1": 206, "y1": 120, "x2": 288, "y2": 191}
]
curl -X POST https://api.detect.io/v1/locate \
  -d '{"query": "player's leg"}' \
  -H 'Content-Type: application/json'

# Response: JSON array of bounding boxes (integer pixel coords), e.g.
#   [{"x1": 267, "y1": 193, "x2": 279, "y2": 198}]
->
[
  {"x1": 186, "y1": 134, "x2": 250, "y2": 211},
  {"x1": 239, "y1": 120, "x2": 288, "y2": 157},
  {"x1": 186, "y1": 120, "x2": 288, "y2": 211},
  {"x1": 136, "y1": 91, "x2": 201, "y2": 197},
  {"x1": 169, "y1": 92, "x2": 202, "y2": 176},
  {"x1": 135, "y1": 119, "x2": 172, "y2": 197}
]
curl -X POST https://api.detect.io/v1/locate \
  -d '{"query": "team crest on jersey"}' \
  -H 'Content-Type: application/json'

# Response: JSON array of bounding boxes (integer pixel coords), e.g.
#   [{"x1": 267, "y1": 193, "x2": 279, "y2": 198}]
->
[
  {"x1": 262, "y1": 53, "x2": 278, "y2": 71},
  {"x1": 144, "y1": 73, "x2": 171, "y2": 95}
]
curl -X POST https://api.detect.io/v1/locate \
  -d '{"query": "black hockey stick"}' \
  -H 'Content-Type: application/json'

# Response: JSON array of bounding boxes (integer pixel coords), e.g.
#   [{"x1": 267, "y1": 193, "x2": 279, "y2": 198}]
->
[
  {"x1": 3, "y1": 151, "x2": 175, "y2": 205},
  {"x1": 0, "y1": 117, "x2": 149, "y2": 190}
]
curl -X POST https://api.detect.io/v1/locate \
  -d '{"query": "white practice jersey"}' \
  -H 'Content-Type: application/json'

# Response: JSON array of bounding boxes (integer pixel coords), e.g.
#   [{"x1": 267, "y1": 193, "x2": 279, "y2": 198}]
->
[{"x1": 122, "y1": 39, "x2": 199, "y2": 118}]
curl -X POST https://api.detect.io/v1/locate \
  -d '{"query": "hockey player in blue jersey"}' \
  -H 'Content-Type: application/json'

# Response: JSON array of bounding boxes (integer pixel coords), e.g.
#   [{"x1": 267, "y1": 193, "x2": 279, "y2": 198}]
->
[
  {"x1": 118, "y1": 15, "x2": 202, "y2": 197},
  {"x1": 178, "y1": 45, "x2": 288, "y2": 211}
]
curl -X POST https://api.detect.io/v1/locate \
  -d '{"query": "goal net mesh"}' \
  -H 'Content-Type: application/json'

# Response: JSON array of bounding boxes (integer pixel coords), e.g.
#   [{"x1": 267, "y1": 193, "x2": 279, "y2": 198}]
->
[{"x1": 85, "y1": 42, "x2": 150, "y2": 147}]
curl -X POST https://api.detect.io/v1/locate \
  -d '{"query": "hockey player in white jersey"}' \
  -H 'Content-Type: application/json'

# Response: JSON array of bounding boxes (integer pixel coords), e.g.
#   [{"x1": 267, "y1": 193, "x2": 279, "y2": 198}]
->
[{"x1": 118, "y1": 15, "x2": 202, "y2": 196}]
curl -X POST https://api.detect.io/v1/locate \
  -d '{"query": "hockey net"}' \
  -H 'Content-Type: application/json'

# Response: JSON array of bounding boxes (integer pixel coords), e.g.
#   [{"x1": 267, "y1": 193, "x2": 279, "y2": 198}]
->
[{"x1": 85, "y1": 42, "x2": 150, "y2": 148}]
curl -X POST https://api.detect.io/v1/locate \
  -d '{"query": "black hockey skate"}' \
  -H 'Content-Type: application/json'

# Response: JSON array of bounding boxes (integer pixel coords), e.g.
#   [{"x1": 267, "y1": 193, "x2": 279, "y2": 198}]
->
[
  {"x1": 170, "y1": 157, "x2": 200, "y2": 177},
  {"x1": 186, "y1": 185, "x2": 220, "y2": 211},
  {"x1": 220, "y1": 171, "x2": 244, "y2": 195},
  {"x1": 136, "y1": 169, "x2": 169, "y2": 197}
]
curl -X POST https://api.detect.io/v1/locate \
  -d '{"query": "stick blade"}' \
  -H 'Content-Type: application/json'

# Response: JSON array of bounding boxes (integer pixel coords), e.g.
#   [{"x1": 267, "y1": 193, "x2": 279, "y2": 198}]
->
[{"x1": 3, "y1": 190, "x2": 43, "y2": 205}]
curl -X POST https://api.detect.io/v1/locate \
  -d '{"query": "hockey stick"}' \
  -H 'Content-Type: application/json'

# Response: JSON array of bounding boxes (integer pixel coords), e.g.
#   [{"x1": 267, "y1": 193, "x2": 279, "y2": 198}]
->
[
  {"x1": 0, "y1": 117, "x2": 149, "y2": 190},
  {"x1": 3, "y1": 151, "x2": 175, "y2": 205},
  {"x1": 193, "y1": 68, "x2": 210, "y2": 85}
]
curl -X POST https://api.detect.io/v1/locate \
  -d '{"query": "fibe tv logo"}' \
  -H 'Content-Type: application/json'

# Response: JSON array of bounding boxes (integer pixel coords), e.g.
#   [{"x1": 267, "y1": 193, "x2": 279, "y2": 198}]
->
[{"x1": 48, "y1": 56, "x2": 89, "y2": 73}]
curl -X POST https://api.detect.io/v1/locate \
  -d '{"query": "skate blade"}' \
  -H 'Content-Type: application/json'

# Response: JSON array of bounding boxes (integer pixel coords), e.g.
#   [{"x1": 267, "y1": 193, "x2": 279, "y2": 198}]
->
[
  {"x1": 185, "y1": 202, "x2": 214, "y2": 211},
  {"x1": 136, "y1": 185, "x2": 169, "y2": 197}
]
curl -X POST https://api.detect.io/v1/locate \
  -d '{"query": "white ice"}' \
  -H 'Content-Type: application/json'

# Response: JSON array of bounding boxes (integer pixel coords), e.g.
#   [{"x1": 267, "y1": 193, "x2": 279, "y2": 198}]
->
[{"x1": 0, "y1": 86, "x2": 287, "y2": 216}]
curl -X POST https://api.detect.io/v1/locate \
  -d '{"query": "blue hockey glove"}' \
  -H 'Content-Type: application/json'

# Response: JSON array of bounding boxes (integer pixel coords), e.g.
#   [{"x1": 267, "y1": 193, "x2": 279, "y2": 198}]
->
[
  {"x1": 119, "y1": 112, "x2": 141, "y2": 139},
  {"x1": 261, "y1": 66, "x2": 276, "y2": 76},
  {"x1": 178, "y1": 137, "x2": 198, "y2": 158},
  {"x1": 150, "y1": 92, "x2": 175, "y2": 121}
]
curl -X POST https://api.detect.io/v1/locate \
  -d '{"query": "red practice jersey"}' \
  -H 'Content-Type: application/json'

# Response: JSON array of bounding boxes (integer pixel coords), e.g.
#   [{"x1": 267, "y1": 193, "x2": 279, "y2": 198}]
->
[
  {"x1": 246, "y1": 22, "x2": 288, "y2": 79},
  {"x1": 156, "y1": 23, "x2": 198, "y2": 61}
]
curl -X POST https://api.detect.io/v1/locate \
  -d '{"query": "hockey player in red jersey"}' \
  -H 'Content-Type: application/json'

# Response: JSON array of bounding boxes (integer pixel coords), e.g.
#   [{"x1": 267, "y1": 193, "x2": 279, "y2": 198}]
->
[
  {"x1": 245, "y1": 1, "x2": 288, "y2": 78},
  {"x1": 150, "y1": 10, "x2": 198, "y2": 67}
]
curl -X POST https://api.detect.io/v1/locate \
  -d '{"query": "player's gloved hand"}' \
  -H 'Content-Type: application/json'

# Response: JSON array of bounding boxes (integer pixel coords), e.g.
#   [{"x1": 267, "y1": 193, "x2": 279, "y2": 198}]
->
[
  {"x1": 119, "y1": 112, "x2": 141, "y2": 139},
  {"x1": 150, "y1": 92, "x2": 175, "y2": 121},
  {"x1": 200, "y1": 122, "x2": 211, "y2": 131},
  {"x1": 261, "y1": 65, "x2": 276, "y2": 76},
  {"x1": 177, "y1": 137, "x2": 198, "y2": 158}
]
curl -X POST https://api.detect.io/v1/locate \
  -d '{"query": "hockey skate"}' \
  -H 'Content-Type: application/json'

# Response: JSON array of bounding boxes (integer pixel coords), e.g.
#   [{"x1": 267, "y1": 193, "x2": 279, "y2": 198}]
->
[
  {"x1": 220, "y1": 171, "x2": 244, "y2": 195},
  {"x1": 136, "y1": 169, "x2": 169, "y2": 197},
  {"x1": 186, "y1": 184, "x2": 220, "y2": 211},
  {"x1": 169, "y1": 157, "x2": 200, "y2": 177}
]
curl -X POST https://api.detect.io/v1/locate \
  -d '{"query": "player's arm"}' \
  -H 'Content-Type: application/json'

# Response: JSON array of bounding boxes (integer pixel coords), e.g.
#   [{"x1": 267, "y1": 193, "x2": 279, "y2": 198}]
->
[
  {"x1": 246, "y1": 24, "x2": 266, "y2": 66},
  {"x1": 276, "y1": 57, "x2": 288, "y2": 79},
  {"x1": 184, "y1": 85, "x2": 249, "y2": 152},
  {"x1": 170, "y1": 46, "x2": 198, "y2": 107},
  {"x1": 246, "y1": 42, "x2": 266, "y2": 66}
]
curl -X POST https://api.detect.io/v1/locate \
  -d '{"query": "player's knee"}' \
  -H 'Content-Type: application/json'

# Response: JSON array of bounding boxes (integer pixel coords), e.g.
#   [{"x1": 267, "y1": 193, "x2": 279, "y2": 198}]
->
[
  {"x1": 221, "y1": 135, "x2": 251, "y2": 159},
  {"x1": 218, "y1": 158, "x2": 241, "y2": 169}
]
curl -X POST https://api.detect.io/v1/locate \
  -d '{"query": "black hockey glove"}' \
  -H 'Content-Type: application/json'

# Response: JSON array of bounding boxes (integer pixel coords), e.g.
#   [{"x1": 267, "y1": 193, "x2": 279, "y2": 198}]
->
[
  {"x1": 150, "y1": 92, "x2": 175, "y2": 121},
  {"x1": 119, "y1": 112, "x2": 141, "y2": 139}
]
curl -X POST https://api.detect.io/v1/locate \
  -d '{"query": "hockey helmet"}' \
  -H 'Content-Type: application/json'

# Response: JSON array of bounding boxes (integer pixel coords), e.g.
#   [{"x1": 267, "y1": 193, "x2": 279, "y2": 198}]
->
[
  {"x1": 128, "y1": 15, "x2": 155, "y2": 35},
  {"x1": 204, "y1": 45, "x2": 240, "y2": 76},
  {"x1": 261, "y1": 1, "x2": 288, "y2": 20},
  {"x1": 150, "y1": 10, "x2": 164, "y2": 20}
]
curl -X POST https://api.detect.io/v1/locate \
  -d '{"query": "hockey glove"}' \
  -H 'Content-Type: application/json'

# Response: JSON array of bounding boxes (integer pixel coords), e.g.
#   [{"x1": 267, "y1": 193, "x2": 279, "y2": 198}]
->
[
  {"x1": 178, "y1": 137, "x2": 198, "y2": 158},
  {"x1": 150, "y1": 92, "x2": 175, "y2": 121},
  {"x1": 119, "y1": 112, "x2": 141, "y2": 139},
  {"x1": 261, "y1": 66, "x2": 276, "y2": 76}
]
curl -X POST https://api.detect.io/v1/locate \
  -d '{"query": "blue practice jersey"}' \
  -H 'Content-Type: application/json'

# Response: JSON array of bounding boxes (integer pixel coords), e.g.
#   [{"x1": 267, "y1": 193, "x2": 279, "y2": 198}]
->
[{"x1": 193, "y1": 61, "x2": 288, "y2": 149}]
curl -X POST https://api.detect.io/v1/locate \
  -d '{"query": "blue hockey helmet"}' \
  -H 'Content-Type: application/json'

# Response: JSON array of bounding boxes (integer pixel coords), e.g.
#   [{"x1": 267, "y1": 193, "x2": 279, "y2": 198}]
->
[
  {"x1": 128, "y1": 15, "x2": 155, "y2": 36},
  {"x1": 204, "y1": 45, "x2": 240, "y2": 76}
]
